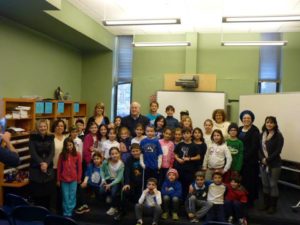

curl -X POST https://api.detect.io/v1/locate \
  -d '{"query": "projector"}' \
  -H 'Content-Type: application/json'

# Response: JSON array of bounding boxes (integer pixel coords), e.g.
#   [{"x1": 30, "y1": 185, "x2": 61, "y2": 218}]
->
[{"x1": 175, "y1": 75, "x2": 199, "y2": 88}]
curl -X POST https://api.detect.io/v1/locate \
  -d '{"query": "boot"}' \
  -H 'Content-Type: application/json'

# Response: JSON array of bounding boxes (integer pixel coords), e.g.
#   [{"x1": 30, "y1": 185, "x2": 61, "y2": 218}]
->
[
  {"x1": 259, "y1": 193, "x2": 270, "y2": 211},
  {"x1": 267, "y1": 196, "x2": 278, "y2": 214}
]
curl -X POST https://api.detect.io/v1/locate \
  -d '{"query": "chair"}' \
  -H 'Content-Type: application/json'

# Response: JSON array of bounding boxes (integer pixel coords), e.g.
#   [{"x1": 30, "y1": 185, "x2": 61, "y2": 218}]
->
[
  {"x1": 44, "y1": 215, "x2": 78, "y2": 225},
  {"x1": 3, "y1": 193, "x2": 29, "y2": 215},
  {"x1": 0, "y1": 208, "x2": 13, "y2": 225},
  {"x1": 11, "y1": 205, "x2": 50, "y2": 225}
]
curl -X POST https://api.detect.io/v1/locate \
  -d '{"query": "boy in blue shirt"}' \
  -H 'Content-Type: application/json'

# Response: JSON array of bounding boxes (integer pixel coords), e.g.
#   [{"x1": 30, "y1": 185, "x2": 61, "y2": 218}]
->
[
  {"x1": 165, "y1": 105, "x2": 179, "y2": 129},
  {"x1": 140, "y1": 125, "x2": 163, "y2": 183}
]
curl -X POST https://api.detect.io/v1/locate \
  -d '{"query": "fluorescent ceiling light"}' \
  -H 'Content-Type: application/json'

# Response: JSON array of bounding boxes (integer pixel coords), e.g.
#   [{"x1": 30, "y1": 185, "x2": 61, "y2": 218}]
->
[
  {"x1": 223, "y1": 15, "x2": 300, "y2": 23},
  {"x1": 103, "y1": 18, "x2": 180, "y2": 26},
  {"x1": 132, "y1": 42, "x2": 191, "y2": 47},
  {"x1": 221, "y1": 41, "x2": 288, "y2": 46}
]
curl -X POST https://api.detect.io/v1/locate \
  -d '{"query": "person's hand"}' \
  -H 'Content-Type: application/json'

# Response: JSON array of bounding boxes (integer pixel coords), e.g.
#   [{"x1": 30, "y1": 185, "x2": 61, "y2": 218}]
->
[
  {"x1": 0, "y1": 132, "x2": 11, "y2": 144},
  {"x1": 262, "y1": 158, "x2": 267, "y2": 165},
  {"x1": 153, "y1": 188, "x2": 158, "y2": 194},
  {"x1": 56, "y1": 181, "x2": 60, "y2": 187},
  {"x1": 81, "y1": 182, "x2": 87, "y2": 188},
  {"x1": 143, "y1": 188, "x2": 149, "y2": 194},
  {"x1": 104, "y1": 183, "x2": 111, "y2": 191},
  {"x1": 215, "y1": 168, "x2": 224, "y2": 174},
  {"x1": 178, "y1": 158, "x2": 185, "y2": 164},
  {"x1": 120, "y1": 143, "x2": 127, "y2": 153},
  {"x1": 122, "y1": 185, "x2": 130, "y2": 191},
  {"x1": 40, "y1": 162, "x2": 48, "y2": 173}
]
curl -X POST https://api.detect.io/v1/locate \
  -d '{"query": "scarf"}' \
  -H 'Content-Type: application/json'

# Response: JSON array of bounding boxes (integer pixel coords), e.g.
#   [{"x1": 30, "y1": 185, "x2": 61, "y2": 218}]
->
[{"x1": 262, "y1": 130, "x2": 274, "y2": 172}]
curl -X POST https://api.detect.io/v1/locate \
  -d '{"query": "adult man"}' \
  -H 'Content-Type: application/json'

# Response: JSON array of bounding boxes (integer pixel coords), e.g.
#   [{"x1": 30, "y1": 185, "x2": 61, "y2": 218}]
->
[{"x1": 121, "y1": 102, "x2": 149, "y2": 136}]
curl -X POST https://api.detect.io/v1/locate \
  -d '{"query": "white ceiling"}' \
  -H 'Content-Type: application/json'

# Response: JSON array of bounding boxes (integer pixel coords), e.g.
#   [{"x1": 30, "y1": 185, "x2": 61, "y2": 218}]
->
[{"x1": 67, "y1": 0, "x2": 300, "y2": 35}]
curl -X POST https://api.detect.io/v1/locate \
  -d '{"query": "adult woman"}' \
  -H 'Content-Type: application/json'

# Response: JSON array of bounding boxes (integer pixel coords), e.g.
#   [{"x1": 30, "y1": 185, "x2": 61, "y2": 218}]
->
[
  {"x1": 259, "y1": 116, "x2": 284, "y2": 214},
  {"x1": 238, "y1": 110, "x2": 260, "y2": 207},
  {"x1": 29, "y1": 119, "x2": 55, "y2": 209},
  {"x1": 212, "y1": 109, "x2": 230, "y2": 139},
  {"x1": 86, "y1": 103, "x2": 110, "y2": 134},
  {"x1": 51, "y1": 119, "x2": 67, "y2": 170}
]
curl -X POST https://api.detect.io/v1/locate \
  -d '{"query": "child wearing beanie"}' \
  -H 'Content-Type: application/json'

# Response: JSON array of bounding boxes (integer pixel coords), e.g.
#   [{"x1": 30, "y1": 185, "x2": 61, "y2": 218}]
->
[{"x1": 161, "y1": 168, "x2": 182, "y2": 220}]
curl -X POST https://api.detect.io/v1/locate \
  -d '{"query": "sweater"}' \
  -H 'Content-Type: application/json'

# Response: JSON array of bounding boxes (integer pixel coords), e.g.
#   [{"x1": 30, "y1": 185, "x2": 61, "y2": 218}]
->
[
  {"x1": 161, "y1": 179, "x2": 182, "y2": 198},
  {"x1": 207, "y1": 182, "x2": 226, "y2": 204},
  {"x1": 124, "y1": 155, "x2": 143, "y2": 186},
  {"x1": 121, "y1": 114, "x2": 150, "y2": 137},
  {"x1": 226, "y1": 139, "x2": 244, "y2": 172},
  {"x1": 190, "y1": 181, "x2": 210, "y2": 200},
  {"x1": 165, "y1": 116, "x2": 179, "y2": 129},
  {"x1": 102, "y1": 139, "x2": 120, "y2": 160},
  {"x1": 85, "y1": 163, "x2": 102, "y2": 187},
  {"x1": 225, "y1": 184, "x2": 248, "y2": 203},
  {"x1": 101, "y1": 159, "x2": 124, "y2": 186},
  {"x1": 85, "y1": 116, "x2": 110, "y2": 135},
  {"x1": 202, "y1": 143, "x2": 232, "y2": 173},
  {"x1": 138, "y1": 190, "x2": 162, "y2": 206},
  {"x1": 57, "y1": 152, "x2": 82, "y2": 183},
  {"x1": 146, "y1": 113, "x2": 161, "y2": 126},
  {"x1": 83, "y1": 133, "x2": 98, "y2": 165},
  {"x1": 159, "y1": 139, "x2": 175, "y2": 168},
  {"x1": 140, "y1": 137, "x2": 163, "y2": 169},
  {"x1": 213, "y1": 121, "x2": 230, "y2": 139}
]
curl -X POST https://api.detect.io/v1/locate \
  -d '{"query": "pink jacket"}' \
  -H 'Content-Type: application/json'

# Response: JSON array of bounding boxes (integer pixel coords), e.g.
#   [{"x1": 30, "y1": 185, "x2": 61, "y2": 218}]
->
[
  {"x1": 159, "y1": 139, "x2": 175, "y2": 169},
  {"x1": 57, "y1": 152, "x2": 82, "y2": 183},
  {"x1": 83, "y1": 133, "x2": 98, "y2": 165}
]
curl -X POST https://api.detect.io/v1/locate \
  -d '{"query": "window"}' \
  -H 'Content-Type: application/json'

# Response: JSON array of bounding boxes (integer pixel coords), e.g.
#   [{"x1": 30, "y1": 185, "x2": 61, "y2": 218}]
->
[
  {"x1": 258, "y1": 33, "x2": 282, "y2": 93},
  {"x1": 113, "y1": 36, "x2": 133, "y2": 117}
]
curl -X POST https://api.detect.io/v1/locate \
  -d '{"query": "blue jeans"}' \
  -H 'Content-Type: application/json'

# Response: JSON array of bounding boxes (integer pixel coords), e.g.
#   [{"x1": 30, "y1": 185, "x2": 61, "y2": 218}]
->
[
  {"x1": 100, "y1": 183, "x2": 121, "y2": 208},
  {"x1": 61, "y1": 181, "x2": 77, "y2": 216},
  {"x1": 206, "y1": 204, "x2": 225, "y2": 222},
  {"x1": 224, "y1": 200, "x2": 244, "y2": 219}
]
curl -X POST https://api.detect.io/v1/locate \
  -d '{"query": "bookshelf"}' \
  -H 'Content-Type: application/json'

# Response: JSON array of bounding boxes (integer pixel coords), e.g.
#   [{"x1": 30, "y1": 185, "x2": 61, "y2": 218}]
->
[{"x1": 0, "y1": 98, "x2": 87, "y2": 205}]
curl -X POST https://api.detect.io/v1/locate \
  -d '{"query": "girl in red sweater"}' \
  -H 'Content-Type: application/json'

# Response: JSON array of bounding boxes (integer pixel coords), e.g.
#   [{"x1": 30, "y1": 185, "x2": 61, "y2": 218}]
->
[{"x1": 57, "y1": 137, "x2": 82, "y2": 217}]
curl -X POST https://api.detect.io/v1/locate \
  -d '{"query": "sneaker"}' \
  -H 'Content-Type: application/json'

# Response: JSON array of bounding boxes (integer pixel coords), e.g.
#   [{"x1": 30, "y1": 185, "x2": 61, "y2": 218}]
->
[
  {"x1": 75, "y1": 204, "x2": 90, "y2": 214},
  {"x1": 228, "y1": 216, "x2": 234, "y2": 224},
  {"x1": 136, "y1": 219, "x2": 143, "y2": 225},
  {"x1": 190, "y1": 218, "x2": 199, "y2": 223},
  {"x1": 106, "y1": 207, "x2": 117, "y2": 216},
  {"x1": 172, "y1": 212, "x2": 179, "y2": 220},
  {"x1": 188, "y1": 213, "x2": 195, "y2": 219},
  {"x1": 161, "y1": 212, "x2": 168, "y2": 219},
  {"x1": 239, "y1": 218, "x2": 248, "y2": 225}
]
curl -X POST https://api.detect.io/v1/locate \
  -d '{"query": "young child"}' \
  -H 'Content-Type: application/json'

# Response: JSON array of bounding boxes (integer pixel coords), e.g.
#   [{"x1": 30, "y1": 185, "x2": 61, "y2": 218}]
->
[
  {"x1": 102, "y1": 128, "x2": 120, "y2": 160},
  {"x1": 154, "y1": 116, "x2": 166, "y2": 139},
  {"x1": 173, "y1": 127, "x2": 183, "y2": 147},
  {"x1": 98, "y1": 124, "x2": 108, "y2": 152},
  {"x1": 118, "y1": 126, "x2": 132, "y2": 162},
  {"x1": 76, "y1": 152, "x2": 103, "y2": 214},
  {"x1": 114, "y1": 116, "x2": 122, "y2": 135},
  {"x1": 69, "y1": 125, "x2": 83, "y2": 157},
  {"x1": 225, "y1": 177, "x2": 248, "y2": 225},
  {"x1": 185, "y1": 172, "x2": 213, "y2": 223},
  {"x1": 131, "y1": 123, "x2": 146, "y2": 145},
  {"x1": 161, "y1": 168, "x2": 182, "y2": 220},
  {"x1": 135, "y1": 178, "x2": 162, "y2": 225},
  {"x1": 158, "y1": 128, "x2": 175, "y2": 186},
  {"x1": 75, "y1": 119, "x2": 85, "y2": 141},
  {"x1": 101, "y1": 147, "x2": 124, "y2": 216},
  {"x1": 174, "y1": 128, "x2": 200, "y2": 199},
  {"x1": 180, "y1": 110, "x2": 189, "y2": 122},
  {"x1": 181, "y1": 116, "x2": 193, "y2": 130},
  {"x1": 57, "y1": 138, "x2": 82, "y2": 217},
  {"x1": 146, "y1": 101, "x2": 161, "y2": 126},
  {"x1": 140, "y1": 126, "x2": 163, "y2": 182},
  {"x1": 192, "y1": 127, "x2": 207, "y2": 169},
  {"x1": 203, "y1": 119, "x2": 213, "y2": 147},
  {"x1": 206, "y1": 172, "x2": 227, "y2": 222},
  {"x1": 202, "y1": 129, "x2": 232, "y2": 181},
  {"x1": 225, "y1": 123, "x2": 244, "y2": 183},
  {"x1": 83, "y1": 122, "x2": 100, "y2": 166},
  {"x1": 165, "y1": 105, "x2": 179, "y2": 129}
]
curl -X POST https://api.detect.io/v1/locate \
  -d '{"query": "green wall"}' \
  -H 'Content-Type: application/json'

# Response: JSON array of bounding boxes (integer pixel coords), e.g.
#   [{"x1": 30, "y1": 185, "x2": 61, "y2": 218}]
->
[{"x1": 0, "y1": 17, "x2": 82, "y2": 100}]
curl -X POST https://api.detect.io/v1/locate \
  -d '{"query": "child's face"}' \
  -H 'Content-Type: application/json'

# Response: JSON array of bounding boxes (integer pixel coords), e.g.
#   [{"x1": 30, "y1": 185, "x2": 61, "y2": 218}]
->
[
  {"x1": 213, "y1": 132, "x2": 222, "y2": 143},
  {"x1": 150, "y1": 103, "x2": 158, "y2": 113},
  {"x1": 67, "y1": 142, "x2": 74, "y2": 152},
  {"x1": 93, "y1": 156, "x2": 103, "y2": 166},
  {"x1": 147, "y1": 181, "x2": 157, "y2": 191},
  {"x1": 229, "y1": 128, "x2": 238, "y2": 138},
  {"x1": 120, "y1": 130, "x2": 129, "y2": 139},
  {"x1": 213, "y1": 174, "x2": 223, "y2": 185},
  {"x1": 195, "y1": 176, "x2": 205, "y2": 186},
  {"x1": 181, "y1": 114, "x2": 188, "y2": 122},
  {"x1": 131, "y1": 148, "x2": 141, "y2": 159},
  {"x1": 168, "y1": 173, "x2": 176, "y2": 182},
  {"x1": 146, "y1": 127, "x2": 155, "y2": 138},
  {"x1": 163, "y1": 129, "x2": 172, "y2": 141},
  {"x1": 156, "y1": 119, "x2": 164, "y2": 129},
  {"x1": 110, "y1": 149, "x2": 120, "y2": 161},
  {"x1": 100, "y1": 126, "x2": 108, "y2": 136},
  {"x1": 174, "y1": 131, "x2": 182, "y2": 141},
  {"x1": 204, "y1": 121, "x2": 213, "y2": 133},
  {"x1": 135, "y1": 126, "x2": 144, "y2": 137},
  {"x1": 108, "y1": 130, "x2": 117, "y2": 141},
  {"x1": 183, "y1": 131, "x2": 192, "y2": 142},
  {"x1": 76, "y1": 123, "x2": 84, "y2": 133},
  {"x1": 70, "y1": 130, "x2": 78, "y2": 139},
  {"x1": 90, "y1": 125, "x2": 98, "y2": 134},
  {"x1": 193, "y1": 129, "x2": 202, "y2": 140},
  {"x1": 114, "y1": 118, "x2": 121, "y2": 127},
  {"x1": 183, "y1": 118, "x2": 192, "y2": 128},
  {"x1": 166, "y1": 109, "x2": 174, "y2": 117},
  {"x1": 230, "y1": 180, "x2": 239, "y2": 189}
]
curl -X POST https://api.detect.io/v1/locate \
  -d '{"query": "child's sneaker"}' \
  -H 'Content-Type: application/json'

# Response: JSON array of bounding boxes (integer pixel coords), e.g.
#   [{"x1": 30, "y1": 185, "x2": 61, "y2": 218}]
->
[
  {"x1": 239, "y1": 218, "x2": 248, "y2": 225},
  {"x1": 75, "y1": 204, "x2": 90, "y2": 214},
  {"x1": 228, "y1": 216, "x2": 233, "y2": 224},
  {"x1": 136, "y1": 219, "x2": 143, "y2": 225},
  {"x1": 161, "y1": 212, "x2": 168, "y2": 219},
  {"x1": 188, "y1": 213, "x2": 195, "y2": 219},
  {"x1": 172, "y1": 212, "x2": 179, "y2": 220},
  {"x1": 190, "y1": 218, "x2": 199, "y2": 223},
  {"x1": 106, "y1": 207, "x2": 117, "y2": 216}
]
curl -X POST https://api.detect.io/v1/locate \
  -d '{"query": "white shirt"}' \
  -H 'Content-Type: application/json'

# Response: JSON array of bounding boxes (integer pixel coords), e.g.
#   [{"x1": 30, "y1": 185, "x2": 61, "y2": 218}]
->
[
  {"x1": 207, "y1": 183, "x2": 226, "y2": 204},
  {"x1": 102, "y1": 140, "x2": 120, "y2": 159},
  {"x1": 213, "y1": 121, "x2": 230, "y2": 139},
  {"x1": 138, "y1": 190, "x2": 162, "y2": 206},
  {"x1": 53, "y1": 135, "x2": 67, "y2": 169},
  {"x1": 131, "y1": 135, "x2": 146, "y2": 145},
  {"x1": 73, "y1": 137, "x2": 83, "y2": 156}
]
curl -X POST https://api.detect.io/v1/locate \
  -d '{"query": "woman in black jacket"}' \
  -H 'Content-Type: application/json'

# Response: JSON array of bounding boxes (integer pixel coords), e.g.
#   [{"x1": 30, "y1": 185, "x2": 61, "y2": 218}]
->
[
  {"x1": 85, "y1": 102, "x2": 110, "y2": 135},
  {"x1": 259, "y1": 116, "x2": 284, "y2": 214},
  {"x1": 29, "y1": 119, "x2": 55, "y2": 210}
]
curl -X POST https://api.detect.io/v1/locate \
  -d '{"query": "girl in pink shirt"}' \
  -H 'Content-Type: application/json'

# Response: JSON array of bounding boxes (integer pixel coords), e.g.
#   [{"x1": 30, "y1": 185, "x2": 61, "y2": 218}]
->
[{"x1": 159, "y1": 127, "x2": 175, "y2": 187}]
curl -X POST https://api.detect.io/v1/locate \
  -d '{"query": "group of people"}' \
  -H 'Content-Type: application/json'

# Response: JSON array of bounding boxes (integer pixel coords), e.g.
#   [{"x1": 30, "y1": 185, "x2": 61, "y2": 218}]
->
[{"x1": 25, "y1": 100, "x2": 284, "y2": 225}]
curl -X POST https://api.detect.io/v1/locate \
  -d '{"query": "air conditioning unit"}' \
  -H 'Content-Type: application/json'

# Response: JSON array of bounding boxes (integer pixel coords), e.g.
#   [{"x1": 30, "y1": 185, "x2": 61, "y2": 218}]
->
[{"x1": 175, "y1": 75, "x2": 199, "y2": 88}]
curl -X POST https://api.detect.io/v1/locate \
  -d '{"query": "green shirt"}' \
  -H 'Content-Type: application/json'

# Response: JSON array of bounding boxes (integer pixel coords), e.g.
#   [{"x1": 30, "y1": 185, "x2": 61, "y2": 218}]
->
[{"x1": 226, "y1": 139, "x2": 244, "y2": 172}]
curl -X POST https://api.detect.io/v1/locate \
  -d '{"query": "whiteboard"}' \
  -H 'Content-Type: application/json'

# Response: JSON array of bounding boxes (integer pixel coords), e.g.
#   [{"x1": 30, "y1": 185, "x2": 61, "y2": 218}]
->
[
  {"x1": 157, "y1": 91, "x2": 226, "y2": 129},
  {"x1": 239, "y1": 93, "x2": 300, "y2": 163}
]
